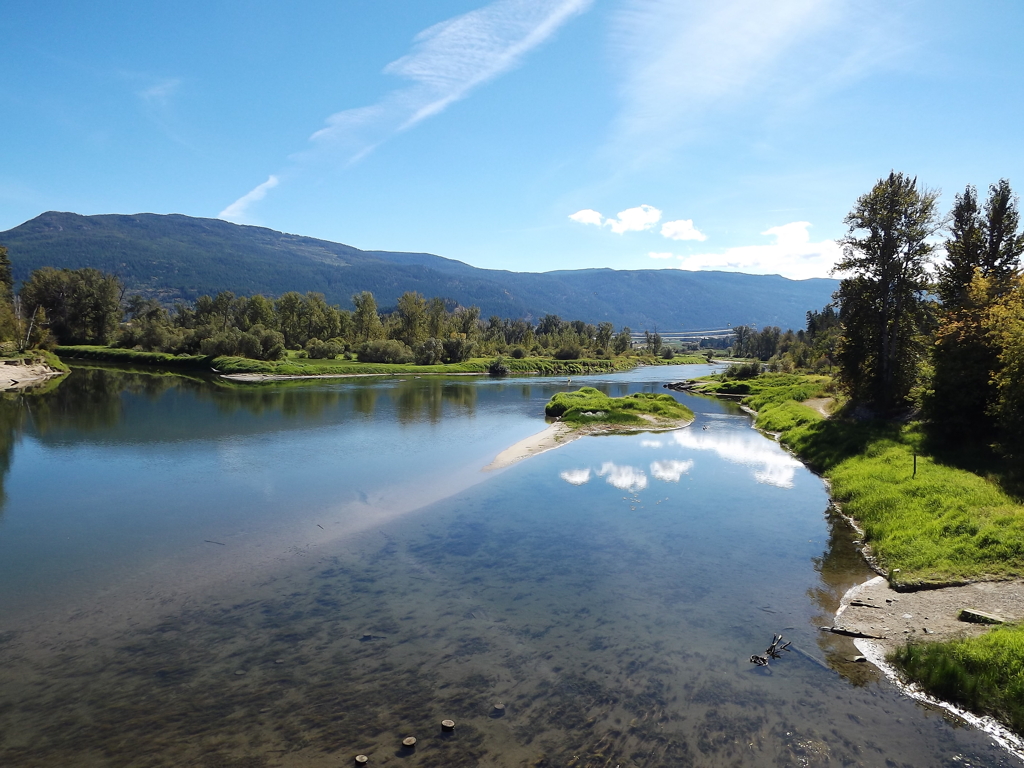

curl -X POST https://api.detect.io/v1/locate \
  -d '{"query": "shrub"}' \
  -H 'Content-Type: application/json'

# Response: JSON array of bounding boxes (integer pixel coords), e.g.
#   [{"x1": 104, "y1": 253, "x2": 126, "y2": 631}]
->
[
  {"x1": 415, "y1": 338, "x2": 444, "y2": 365},
  {"x1": 357, "y1": 339, "x2": 414, "y2": 364},
  {"x1": 305, "y1": 337, "x2": 345, "y2": 359},
  {"x1": 441, "y1": 338, "x2": 475, "y2": 364},
  {"x1": 661, "y1": 347, "x2": 675, "y2": 360},
  {"x1": 488, "y1": 356, "x2": 510, "y2": 376},
  {"x1": 510, "y1": 346, "x2": 526, "y2": 359},
  {"x1": 725, "y1": 362, "x2": 762, "y2": 379},
  {"x1": 553, "y1": 345, "x2": 582, "y2": 360}
]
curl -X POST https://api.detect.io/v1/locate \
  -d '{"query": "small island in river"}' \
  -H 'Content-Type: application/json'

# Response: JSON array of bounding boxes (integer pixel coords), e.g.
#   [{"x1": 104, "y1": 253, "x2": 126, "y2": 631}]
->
[{"x1": 486, "y1": 387, "x2": 694, "y2": 471}]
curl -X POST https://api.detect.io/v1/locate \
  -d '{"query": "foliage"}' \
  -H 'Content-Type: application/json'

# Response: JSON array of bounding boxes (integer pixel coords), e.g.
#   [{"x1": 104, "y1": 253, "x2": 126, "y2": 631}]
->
[
  {"x1": 891, "y1": 624, "x2": 1024, "y2": 735},
  {"x1": 20, "y1": 267, "x2": 123, "y2": 345},
  {"x1": 487, "y1": 356, "x2": 510, "y2": 376},
  {"x1": 929, "y1": 181, "x2": 1024, "y2": 447},
  {"x1": 355, "y1": 339, "x2": 414, "y2": 364},
  {"x1": 305, "y1": 337, "x2": 346, "y2": 359},
  {"x1": 989, "y1": 275, "x2": 1024, "y2": 455},
  {"x1": 834, "y1": 172, "x2": 941, "y2": 412},
  {"x1": 545, "y1": 386, "x2": 694, "y2": 426}
]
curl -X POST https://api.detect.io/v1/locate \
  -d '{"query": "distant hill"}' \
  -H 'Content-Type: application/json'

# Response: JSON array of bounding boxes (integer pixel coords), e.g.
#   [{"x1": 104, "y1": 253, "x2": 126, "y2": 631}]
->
[{"x1": 0, "y1": 211, "x2": 839, "y2": 331}]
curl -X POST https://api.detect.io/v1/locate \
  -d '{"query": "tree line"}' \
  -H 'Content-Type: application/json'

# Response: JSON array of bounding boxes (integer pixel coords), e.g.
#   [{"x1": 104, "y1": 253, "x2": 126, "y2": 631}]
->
[{"x1": 0, "y1": 262, "x2": 644, "y2": 363}]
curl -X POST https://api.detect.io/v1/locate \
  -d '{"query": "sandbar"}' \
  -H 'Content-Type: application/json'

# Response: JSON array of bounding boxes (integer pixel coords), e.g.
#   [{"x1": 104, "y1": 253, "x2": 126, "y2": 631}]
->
[{"x1": 485, "y1": 415, "x2": 694, "y2": 472}]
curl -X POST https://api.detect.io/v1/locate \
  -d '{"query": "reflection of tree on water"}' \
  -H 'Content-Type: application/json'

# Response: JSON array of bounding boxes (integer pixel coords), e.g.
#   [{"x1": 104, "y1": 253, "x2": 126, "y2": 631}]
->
[
  {"x1": 393, "y1": 378, "x2": 477, "y2": 424},
  {"x1": 808, "y1": 509, "x2": 880, "y2": 683},
  {"x1": 0, "y1": 396, "x2": 24, "y2": 518}
]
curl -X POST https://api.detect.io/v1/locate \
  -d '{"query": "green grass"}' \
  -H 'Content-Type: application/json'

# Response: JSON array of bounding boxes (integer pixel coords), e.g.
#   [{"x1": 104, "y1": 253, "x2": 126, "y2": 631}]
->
[
  {"x1": 891, "y1": 624, "x2": 1024, "y2": 734},
  {"x1": 56, "y1": 346, "x2": 212, "y2": 369},
  {"x1": 56, "y1": 345, "x2": 707, "y2": 377},
  {"x1": 545, "y1": 386, "x2": 694, "y2": 426}
]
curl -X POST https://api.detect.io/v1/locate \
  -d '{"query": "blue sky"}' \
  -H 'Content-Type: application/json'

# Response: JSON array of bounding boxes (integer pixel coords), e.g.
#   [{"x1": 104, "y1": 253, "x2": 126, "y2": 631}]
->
[{"x1": 3, "y1": 0, "x2": 1022, "y2": 279}]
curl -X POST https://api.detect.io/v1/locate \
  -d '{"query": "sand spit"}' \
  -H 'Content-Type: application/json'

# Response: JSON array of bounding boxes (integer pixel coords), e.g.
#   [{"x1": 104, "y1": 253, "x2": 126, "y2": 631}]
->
[
  {"x1": 0, "y1": 361, "x2": 65, "y2": 390},
  {"x1": 485, "y1": 416, "x2": 694, "y2": 471}
]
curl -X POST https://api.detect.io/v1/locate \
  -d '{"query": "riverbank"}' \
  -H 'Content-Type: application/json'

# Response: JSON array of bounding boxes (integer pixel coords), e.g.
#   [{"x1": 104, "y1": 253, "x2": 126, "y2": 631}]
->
[
  {"x1": 690, "y1": 370, "x2": 1024, "y2": 740},
  {"x1": 56, "y1": 344, "x2": 708, "y2": 380}
]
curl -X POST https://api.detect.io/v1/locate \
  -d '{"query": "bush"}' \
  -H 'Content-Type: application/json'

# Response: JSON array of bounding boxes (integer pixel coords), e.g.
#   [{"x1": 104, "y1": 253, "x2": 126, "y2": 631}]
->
[
  {"x1": 553, "y1": 345, "x2": 582, "y2": 360},
  {"x1": 415, "y1": 338, "x2": 444, "y2": 365},
  {"x1": 661, "y1": 347, "x2": 675, "y2": 360},
  {"x1": 488, "y1": 356, "x2": 510, "y2": 376},
  {"x1": 305, "y1": 337, "x2": 345, "y2": 359},
  {"x1": 357, "y1": 339, "x2": 414, "y2": 364},
  {"x1": 510, "y1": 346, "x2": 526, "y2": 359},
  {"x1": 725, "y1": 362, "x2": 762, "y2": 379},
  {"x1": 441, "y1": 338, "x2": 475, "y2": 364}
]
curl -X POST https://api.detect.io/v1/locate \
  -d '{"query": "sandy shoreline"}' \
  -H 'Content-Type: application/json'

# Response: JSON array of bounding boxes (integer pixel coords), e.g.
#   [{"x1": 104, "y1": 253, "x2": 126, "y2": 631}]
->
[
  {"x1": 484, "y1": 415, "x2": 695, "y2": 471},
  {"x1": 0, "y1": 361, "x2": 65, "y2": 390},
  {"x1": 834, "y1": 575, "x2": 1024, "y2": 759}
]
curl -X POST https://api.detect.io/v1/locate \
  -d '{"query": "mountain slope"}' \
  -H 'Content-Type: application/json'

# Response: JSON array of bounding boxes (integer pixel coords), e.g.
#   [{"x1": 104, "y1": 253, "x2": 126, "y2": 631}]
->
[{"x1": 0, "y1": 211, "x2": 838, "y2": 331}]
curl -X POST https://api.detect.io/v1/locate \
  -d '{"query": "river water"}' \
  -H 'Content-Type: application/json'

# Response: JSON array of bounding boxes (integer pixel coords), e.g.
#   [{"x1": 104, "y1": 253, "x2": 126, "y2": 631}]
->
[{"x1": 0, "y1": 364, "x2": 1016, "y2": 767}]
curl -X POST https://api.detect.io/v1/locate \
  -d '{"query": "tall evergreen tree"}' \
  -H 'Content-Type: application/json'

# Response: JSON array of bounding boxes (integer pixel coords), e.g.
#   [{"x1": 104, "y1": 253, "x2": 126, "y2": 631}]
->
[
  {"x1": 931, "y1": 180, "x2": 1024, "y2": 436},
  {"x1": 936, "y1": 186, "x2": 984, "y2": 307},
  {"x1": 833, "y1": 172, "x2": 940, "y2": 412}
]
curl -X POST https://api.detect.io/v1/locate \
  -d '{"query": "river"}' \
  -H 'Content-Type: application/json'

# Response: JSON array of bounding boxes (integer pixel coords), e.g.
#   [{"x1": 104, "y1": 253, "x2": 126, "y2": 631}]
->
[{"x1": 0, "y1": 363, "x2": 1016, "y2": 767}]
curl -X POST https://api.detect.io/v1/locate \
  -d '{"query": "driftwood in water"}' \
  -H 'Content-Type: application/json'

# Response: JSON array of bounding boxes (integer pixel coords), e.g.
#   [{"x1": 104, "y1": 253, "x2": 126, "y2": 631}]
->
[{"x1": 749, "y1": 633, "x2": 792, "y2": 667}]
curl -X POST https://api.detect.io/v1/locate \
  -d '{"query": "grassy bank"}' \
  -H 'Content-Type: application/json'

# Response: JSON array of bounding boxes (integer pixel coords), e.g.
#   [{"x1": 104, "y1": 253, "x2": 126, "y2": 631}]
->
[
  {"x1": 546, "y1": 386, "x2": 694, "y2": 426},
  {"x1": 697, "y1": 370, "x2": 1024, "y2": 735},
  {"x1": 56, "y1": 345, "x2": 708, "y2": 378},
  {"x1": 891, "y1": 624, "x2": 1024, "y2": 734},
  {"x1": 699, "y1": 372, "x2": 1024, "y2": 586}
]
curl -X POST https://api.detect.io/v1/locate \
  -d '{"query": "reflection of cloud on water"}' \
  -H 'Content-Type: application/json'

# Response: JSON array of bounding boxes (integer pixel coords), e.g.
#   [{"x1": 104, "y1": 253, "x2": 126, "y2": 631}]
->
[
  {"x1": 670, "y1": 430, "x2": 801, "y2": 488},
  {"x1": 640, "y1": 439, "x2": 663, "y2": 448},
  {"x1": 559, "y1": 468, "x2": 592, "y2": 486},
  {"x1": 650, "y1": 459, "x2": 693, "y2": 482},
  {"x1": 597, "y1": 462, "x2": 648, "y2": 492}
]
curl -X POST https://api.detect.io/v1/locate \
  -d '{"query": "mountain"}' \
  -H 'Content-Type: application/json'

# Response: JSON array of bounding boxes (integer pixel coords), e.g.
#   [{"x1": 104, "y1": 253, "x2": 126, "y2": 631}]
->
[{"x1": 0, "y1": 211, "x2": 839, "y2": 331}]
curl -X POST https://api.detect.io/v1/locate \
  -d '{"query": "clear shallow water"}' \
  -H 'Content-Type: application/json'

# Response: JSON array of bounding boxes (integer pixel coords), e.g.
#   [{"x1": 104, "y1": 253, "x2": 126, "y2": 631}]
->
[{"x1": 0, "y1": 365, "x2": 1016, "y2": 767}]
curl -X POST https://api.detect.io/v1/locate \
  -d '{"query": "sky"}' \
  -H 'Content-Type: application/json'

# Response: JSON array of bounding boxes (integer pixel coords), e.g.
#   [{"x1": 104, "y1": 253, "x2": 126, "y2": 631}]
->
[{"x1": 3, "y1": 0, "x2": 1023, "y2": 279}]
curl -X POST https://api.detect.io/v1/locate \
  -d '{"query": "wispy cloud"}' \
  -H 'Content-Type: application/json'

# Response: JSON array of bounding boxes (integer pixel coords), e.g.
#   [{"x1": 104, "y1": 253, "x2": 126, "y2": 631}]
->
[
  {"x1": 138, "y1": 78, "x2": 181, "y2": 108},
  {"x1": 674, "y1": 221, "x2": 842, "y2": 279},
  {"x1": 606, "y1": 0, "x2": 904, "y2": 159},
  {"x1": 221, "y1": 0, "x2": 591, "y2": 222},
  {"x1": 219, "y1": 175, "x2": 279, "y2": 222}
]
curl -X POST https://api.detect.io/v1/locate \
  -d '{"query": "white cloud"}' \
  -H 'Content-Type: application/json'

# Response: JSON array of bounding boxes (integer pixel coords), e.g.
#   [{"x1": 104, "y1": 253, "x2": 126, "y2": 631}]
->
[
  {"x1": 596, "y1": 462, "x2": 648, "y2": 492},
  {"x1": 650, "y1": 459, "x2": 693, "y2": 482},
  {"x1": 560, "y1": 468, "x2": 592, "y2": 485},
  {"x1": 221, "y1": 0, "x2": 592, "y2": 219},
  {"x1": 568, "y1": 204, "x2": 662, "y2": 234},
  {"x1": 640, "y1": 439, "x2": 664, "y2": 447},
  {"x1": 218, "y1": 175, "x2": 280, "y2": 222},
  {"x1": 675, "y1": 221, "x2": 842, "y2": 279},
  {"x1": 607, "y1": 204, "x2": 662, "y2": 233},
  {"x1": 661, "y1": 219, "x2": 707, "y2": 241},
  {"x1": 648, "y1": 252, "x2": 674, "y2": 260},
  {"x1": 569, "y1": 209, "x2": 604, "y2": 226}
]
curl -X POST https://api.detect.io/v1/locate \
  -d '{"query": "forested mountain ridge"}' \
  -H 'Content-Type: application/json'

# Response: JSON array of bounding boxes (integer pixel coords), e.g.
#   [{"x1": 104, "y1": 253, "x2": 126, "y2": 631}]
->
[{"x1": 0, "y1": 211, "x2": 838, "y2": 330}]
